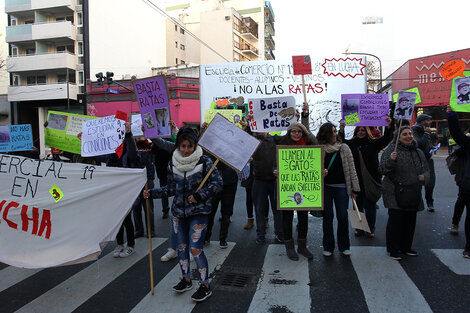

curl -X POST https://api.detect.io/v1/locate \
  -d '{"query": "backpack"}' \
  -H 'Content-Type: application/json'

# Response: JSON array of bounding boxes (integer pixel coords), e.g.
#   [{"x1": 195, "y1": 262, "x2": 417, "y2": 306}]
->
[{"x1": 446, "y1": 148, "x2": 466, "y2": 175}]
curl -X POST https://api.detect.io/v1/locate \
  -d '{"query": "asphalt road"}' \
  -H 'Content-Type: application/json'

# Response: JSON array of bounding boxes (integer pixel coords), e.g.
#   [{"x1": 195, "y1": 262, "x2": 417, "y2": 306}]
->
[{"x1": 1, "y1": 149, "x2": 469, "y2": 313}]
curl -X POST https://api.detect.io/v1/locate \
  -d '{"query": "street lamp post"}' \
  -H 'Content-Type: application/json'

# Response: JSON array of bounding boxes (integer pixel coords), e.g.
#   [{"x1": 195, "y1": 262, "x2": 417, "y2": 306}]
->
[{"x1": 343, "y1": 52, "x2": 383, "y2": 93}]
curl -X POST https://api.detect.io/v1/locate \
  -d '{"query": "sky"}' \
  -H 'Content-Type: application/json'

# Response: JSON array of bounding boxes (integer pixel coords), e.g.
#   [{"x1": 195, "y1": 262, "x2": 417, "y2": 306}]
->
[{"x1": 269, "y1": 0, "x2": 470, "y2": 77}]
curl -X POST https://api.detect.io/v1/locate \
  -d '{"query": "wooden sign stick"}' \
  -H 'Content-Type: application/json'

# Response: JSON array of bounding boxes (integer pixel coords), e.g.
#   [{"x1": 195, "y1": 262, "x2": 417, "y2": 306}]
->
[
  {"x1": 144, "y1": 182, "x2": 155, "y2": 295},
  {"x1": 352, "y1": 198, "x2": 362, "y2": 222},
  {"x1": 394, "y1": 119, "x2": 403, "y2": 152},
  {"x1": 301, "y1": 75, "x2": 308, "y2": 105},
  {"x1": 196, "y1": 159, "x2": 219, "y2": 192}
]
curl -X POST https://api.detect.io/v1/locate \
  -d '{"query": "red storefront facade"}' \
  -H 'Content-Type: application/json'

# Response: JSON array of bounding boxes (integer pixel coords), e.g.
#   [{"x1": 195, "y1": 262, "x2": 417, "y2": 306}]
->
[{"x1": 390, "y1": 48, "x2": 470, "y2": 141}]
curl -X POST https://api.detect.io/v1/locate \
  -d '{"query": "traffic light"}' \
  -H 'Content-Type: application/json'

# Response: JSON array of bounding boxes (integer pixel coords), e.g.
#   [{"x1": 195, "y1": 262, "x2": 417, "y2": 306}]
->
[{"x1": 106, "y1": 72, "x2": 114, "y2": 84}]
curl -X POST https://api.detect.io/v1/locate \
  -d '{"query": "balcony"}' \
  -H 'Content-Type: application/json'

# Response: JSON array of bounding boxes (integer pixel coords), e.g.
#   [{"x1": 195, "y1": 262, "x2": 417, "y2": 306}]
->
[
  {"x1": 6, "y1": 0, "x2": 74, "y2": 14},
  {"x1": 7, "y1": 52, "x2": 77, "y2": 72},
  {"x1": 241, "y1": 43, "x2": 259, "y2": 58},
  {"x1": 8, "y1": 82, "x2": 78, "y2": 102},
  {"x1": 6, "y1": 21, "x2": 76, "y2": 43},
  {"x1": 265, "y1": 34, "x2": 275, "y2": 50},
  {"x1": 265, "y1": 49, "x2": 275, "y2": 60},
  {"x1": 241, "y1": 17, "x2": 258, "y2": 43}
]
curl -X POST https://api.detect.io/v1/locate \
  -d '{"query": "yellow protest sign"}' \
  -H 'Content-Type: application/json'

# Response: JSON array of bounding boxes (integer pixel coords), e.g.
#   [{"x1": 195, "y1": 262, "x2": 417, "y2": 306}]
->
[
  {"x1": 205, "y1": 109, "x2": 243, "y2": 128},
  {"x1": 345, "y1": 112, "x2": 360, "y2": 126},
  {"x1": 49, "y1": 185, "x2": 64, "y2": 203}
]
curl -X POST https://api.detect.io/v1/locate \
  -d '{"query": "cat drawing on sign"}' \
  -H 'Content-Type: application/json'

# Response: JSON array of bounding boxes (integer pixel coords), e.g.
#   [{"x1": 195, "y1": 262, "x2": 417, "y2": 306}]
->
[{"x1": 52, "y1": 189, "x2": 61, "y2": 201}]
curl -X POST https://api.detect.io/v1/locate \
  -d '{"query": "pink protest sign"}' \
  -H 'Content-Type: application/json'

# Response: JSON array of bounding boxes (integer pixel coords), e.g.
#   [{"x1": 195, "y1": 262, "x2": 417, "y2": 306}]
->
[
  {"x1": 292, "y1": 55, "x2": 312, "y2": 75},
  {"x1": 341, "y1": 94, "x2": 389, "y2": 126},
  {"x1": 132, "y1": 76, "x2": 171, "y2": 138}
]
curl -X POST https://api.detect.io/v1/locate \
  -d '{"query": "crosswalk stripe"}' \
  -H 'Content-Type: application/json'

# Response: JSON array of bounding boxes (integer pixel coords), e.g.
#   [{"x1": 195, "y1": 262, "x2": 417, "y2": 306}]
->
[
  {"x1": 130, "y1": 241, "x2": 235, "y2": 313},
  {"x1": 247, "y1": 245, "x2": 311, "y2": 313},
  {"x1": 15, "y1": 237, "x2": 166, "y2": 313},
  {"x1": 431, "y1": 249, "x2": 470, "y2": 275},
  {"x1": 0, "y1": 267, "x2": 42, "y2": 293},
  {"x1": 350, "y1": 246, "x2": 433, "y2": 313}
]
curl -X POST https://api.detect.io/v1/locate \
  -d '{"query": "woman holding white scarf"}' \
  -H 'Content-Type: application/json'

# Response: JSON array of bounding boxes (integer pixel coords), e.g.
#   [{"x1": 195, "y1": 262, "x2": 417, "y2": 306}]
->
[{"x1": 144, "y1": 126, "x2": 222, "y2": 302}]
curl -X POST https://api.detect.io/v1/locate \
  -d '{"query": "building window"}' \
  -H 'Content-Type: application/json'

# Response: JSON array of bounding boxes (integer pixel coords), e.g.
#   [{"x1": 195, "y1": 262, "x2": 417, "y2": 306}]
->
[
  {"x1": 176, "y1": 58, "x2": 178, "y2": 64},
  {"x1": 233, "y1": 35, "x2": 240, "y2": 50},
  {"x1": 37, "y1": 76, "x2": 46, "y2": 84},
  {"x1": 24, "y1": 19, "x2": 34, "y2": 24},
  {"x1": 180, "y1": 28, "x2": 185, "y2": 34},
  {"x1": 78, "y1": 56, "x2": 84, "y2": 64},
  {"x1": 57, "y1": 46, "x2": 66, "y2": 53},
  {"x1": 233, "y1": 16, "x2": 241, "y2": 32},
  {"x1": 180, "y1": 44, "x2": 185, "y2": 51},
  {"x1": 77, "y1": 12, "x2": 83, "y2": 26},
  {"x1": 13, "y1": 75, "x2": 20, "y2": 86},
  {"x1": 26, "y1": 48, "x2": 35, "y2": 55},
  {"x1": 10, "y1": 17, "x2": 17, "y2": 26},
  {"x1": 78, "y1": 71, "x2": 84, "y2": 84},
  {"x1": 175, "y1": 41, "x2": 178, "y2": 48},
  {"x1": 11, "y1": 46, "x2": 18, "y2": 56},
  {"x1": 175, "y1": 25, "x2": 178, "y2": 31},
  {"x1": 77, "y1": 0, "x2": 83, "y2": 5},
  {"x1": 78, "y1": 42, "x2": 83, "y2": 55},
  {"x1": 181, "y1": 60, "x2": 185, "y2": 64}
]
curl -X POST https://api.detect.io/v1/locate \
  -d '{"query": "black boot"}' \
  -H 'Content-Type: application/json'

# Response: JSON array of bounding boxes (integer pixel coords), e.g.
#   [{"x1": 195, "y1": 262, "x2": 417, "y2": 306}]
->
[
  {"x1": 297, "y1": 239, "x2": 313, "y2": 260},
  {"x1": 284, "y1": 239, "x2": 299, "y2": 261}
]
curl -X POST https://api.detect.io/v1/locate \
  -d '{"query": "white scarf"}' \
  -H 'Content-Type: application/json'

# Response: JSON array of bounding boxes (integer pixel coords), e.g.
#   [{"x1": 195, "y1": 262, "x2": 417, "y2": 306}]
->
[
  {"x1": 324, "y1": 142, "x2": 342, "y2": 154},
  {"x1": 172, "y1": 145, "x2": 203, "y2": 172}
]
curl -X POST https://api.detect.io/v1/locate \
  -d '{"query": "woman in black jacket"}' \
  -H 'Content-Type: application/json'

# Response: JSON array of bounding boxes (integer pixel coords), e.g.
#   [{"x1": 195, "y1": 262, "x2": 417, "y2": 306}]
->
[{"x1": 339, "y1": 118, "x2": 392, "y2": 238}]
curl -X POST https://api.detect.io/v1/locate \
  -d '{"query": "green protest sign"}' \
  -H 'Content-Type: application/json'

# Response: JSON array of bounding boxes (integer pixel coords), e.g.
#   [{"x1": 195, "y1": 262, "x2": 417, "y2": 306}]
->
[
  {"x1": 277, "y1": 145, "x2": 324, "y2": 211},
  {"x1": 45, "y1": 111, "x2": 97, "y2": 154},
  {"x1": 449, "y1": 71, "x2": 470, "y2": 112},
  {"x1": 345, "y1": 112, "x2": 360, "y2": 126},
  {"x1": 393, "y1": 86, "x2": 421, "y2": 104}
]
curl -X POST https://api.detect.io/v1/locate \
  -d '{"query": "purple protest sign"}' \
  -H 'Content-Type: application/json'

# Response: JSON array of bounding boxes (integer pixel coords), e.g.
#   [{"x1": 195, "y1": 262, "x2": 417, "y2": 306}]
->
[
  {"x1": 132, "y1": 76, "x2": 171, "y2": 138},
  {"x1": 341, "y1": 94, "x2": 389, "y2": 126}
]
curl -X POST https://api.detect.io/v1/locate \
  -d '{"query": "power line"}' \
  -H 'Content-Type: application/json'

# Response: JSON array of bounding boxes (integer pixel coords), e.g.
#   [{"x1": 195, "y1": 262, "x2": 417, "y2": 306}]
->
[{"x1": 141, "y1": 0, "x2": 231, "y2": 63}]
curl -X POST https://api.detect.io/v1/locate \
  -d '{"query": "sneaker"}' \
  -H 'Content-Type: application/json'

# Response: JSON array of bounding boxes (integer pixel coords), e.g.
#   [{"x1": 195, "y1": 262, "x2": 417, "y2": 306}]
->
[
  {"x1": 244, "y1": 218, "x2": 254, "y2": 229},
  {"x1": 322, "y1": 250, "x2": 332, "y2": 257},
  {"x1": 191, "y1": 284, "x2": 212, "y2": 302},
  {"x1": 427, "y1": 206, "x2": 435, "y2": 212},
  {"x1": 256, "y1": 235, "x2": 266, "y2": 245},
  {"x1": 390, "y1": 253, "x2": 402, "y2": 261},
  {"x1": 342, "y1": 249, "x2": 352, "y2": 256},
  {"x1": 274, "y1": 234, "x2": 285, "y2": 244},
  {"x1": 119, "y1": 246, "x2": 135, "y2": 258},
  {"x1": 463, "y1": 251, "x2": 470, "y2": 259},
  {"x1": 220, "y1": 240, "x2": 228, "y2": 249},
  {"x1": 173, "y1": 278, "x2": 193, "y2": 293},
  {"x1": 451, "y1": 224, "x2": 459, "y2": 235},
  {"x1": 161, "y1": 248, "x2": 178, "y2": 262},
  {"x1": 113, "y1": 245, "x2": 123, "y2": 258},
  {"x1": 404, "y1": 249, "x2": 418, "y2": 257}
]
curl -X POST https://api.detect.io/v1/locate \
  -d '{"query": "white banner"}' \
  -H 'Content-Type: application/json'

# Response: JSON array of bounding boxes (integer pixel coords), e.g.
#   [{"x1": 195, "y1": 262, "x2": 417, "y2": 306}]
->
[
  {"x1": 200, "y1": 57, "x2": 367, "y2": 136},
  {"x1": 248, "y1": 96, "x2": 296, "y2": 132},
  {"x1": 0, "y1": 154, "x2": 146, "y2": 268},
  {"x1": 81, "y1": 115, "x2": 126, "y2": 157}
]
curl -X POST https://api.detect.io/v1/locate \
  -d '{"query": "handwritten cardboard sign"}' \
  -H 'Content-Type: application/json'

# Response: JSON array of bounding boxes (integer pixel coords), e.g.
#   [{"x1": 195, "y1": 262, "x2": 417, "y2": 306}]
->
[
  {"x1": 198, "y1": 113, "x2": 260, "y2": 172},
  {"x1": 45, "y1": 111, "x2": 97, "y2": 154},
  {"x1": 0, "y1": 124, "x2": 33, "y2": 152},
  {"x1": 341, "y1": 94, "x2": 389, "y2": 126},
  {"x1": 248, "y1": 96, "x2": 296, "y2": 132},
  {"x1": 204, "y1": 109, "x2": 243, "y2": 128},
  {"x1": 81, "y1": 115, "x2": 126, "y2": 157},
  {"x1": 132, "y1": 75, "x2": 171, "y2": 138},
  {"x1": 441, "y1": 59, "x2": 466, "y2": 80},
  {"x1": 394, "y1": 91, "x2": 417, "y2": 120},
  {"x1": 292, "y1": 55, "x2": 312, "y2": 75},
  {"x1": 277, "y1": 145, "x2": 324, "y2": 211}
]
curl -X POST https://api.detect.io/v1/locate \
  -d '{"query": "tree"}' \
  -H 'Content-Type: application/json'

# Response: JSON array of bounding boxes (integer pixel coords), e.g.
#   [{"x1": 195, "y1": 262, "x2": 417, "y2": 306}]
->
[{"x1": 366, "y1": 60, "x2": 380, "y2": 93}]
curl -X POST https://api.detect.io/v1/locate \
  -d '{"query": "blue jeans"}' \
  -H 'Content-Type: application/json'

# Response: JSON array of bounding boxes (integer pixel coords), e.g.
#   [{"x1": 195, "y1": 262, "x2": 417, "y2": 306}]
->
[
  {"x1": 252, "y1": 179, "x2": 283, "y2": 237},
  {"x1": 323, "y1": 187, "x2": 350, "y2": 252},
  {"x1": 173, "y1": 214, "x2": 209, "y2": 284}
]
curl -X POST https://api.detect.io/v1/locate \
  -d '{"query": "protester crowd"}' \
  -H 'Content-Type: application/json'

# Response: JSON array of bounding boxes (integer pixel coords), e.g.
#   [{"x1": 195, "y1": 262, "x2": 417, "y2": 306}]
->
[{"x1": 14, "y1": 103, "x2": 467, "y2": 303}]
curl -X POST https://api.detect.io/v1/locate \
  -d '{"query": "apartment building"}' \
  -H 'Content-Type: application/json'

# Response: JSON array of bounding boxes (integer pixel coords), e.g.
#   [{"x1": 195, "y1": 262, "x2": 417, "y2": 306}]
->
[{"x1": 165, "y1": 0, "x2": 275, "y2": 64}]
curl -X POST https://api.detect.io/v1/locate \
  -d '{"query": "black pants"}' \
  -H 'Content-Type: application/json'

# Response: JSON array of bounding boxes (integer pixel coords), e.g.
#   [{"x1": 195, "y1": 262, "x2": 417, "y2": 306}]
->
[
  {"x1": 206, "y1": 183, "x2": 238, "y2": 241},
  {"x1": 457, "y1": 188, "x2": 470, "y2": 251},
  {"x1": 282, "y1": 210, "x2": 308, "y2": 240},
  {"x1": 117, "y1": 212, "x2": 135, "y2": 247},
  {"x1": 245, "y1": 187, "x2": 254, "y2": 219},
  {"x1": 386, "y1": 209, "x2": 417, "y2": 254},
  {"x1": 425, "y1": 159, "x2": 436, "y2": 206},
  {"x1": 452, "y1": 192, "x2": 466, "y2": 225}
]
